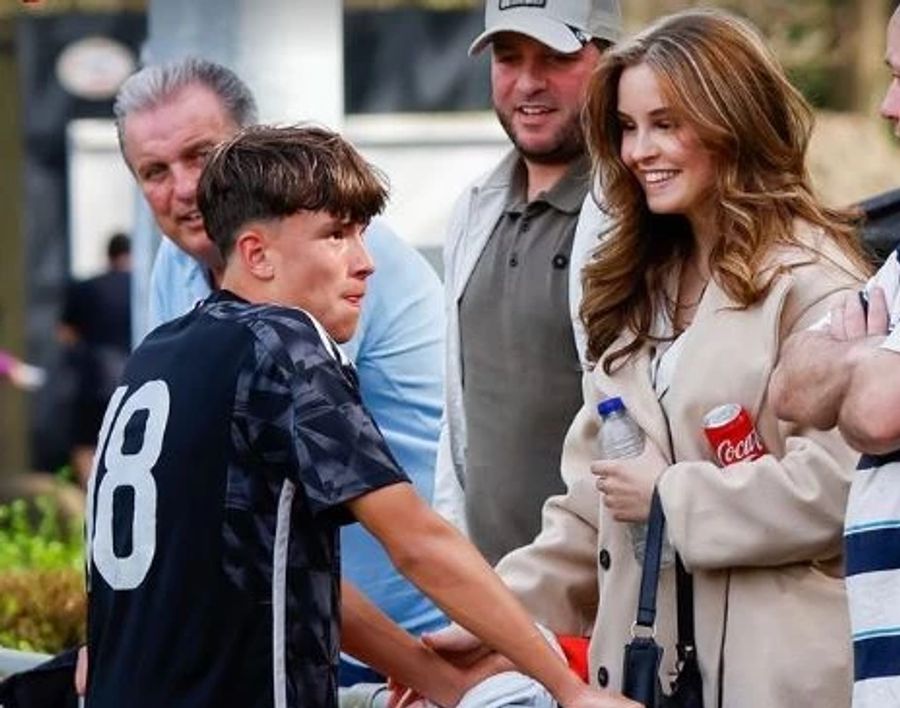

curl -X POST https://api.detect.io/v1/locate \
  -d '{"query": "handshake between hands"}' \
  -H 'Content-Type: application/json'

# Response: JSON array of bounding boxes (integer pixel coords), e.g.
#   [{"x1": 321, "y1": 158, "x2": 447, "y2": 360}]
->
[{"x1": 387, "y1": 625, "x2": 640, "y2": 708}]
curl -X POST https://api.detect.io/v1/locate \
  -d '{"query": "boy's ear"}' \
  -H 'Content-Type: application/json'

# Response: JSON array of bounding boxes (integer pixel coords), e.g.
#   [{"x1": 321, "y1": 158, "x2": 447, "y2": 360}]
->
[{"x1": 234, "y1": 228, "x2": 275, "y2": 280}]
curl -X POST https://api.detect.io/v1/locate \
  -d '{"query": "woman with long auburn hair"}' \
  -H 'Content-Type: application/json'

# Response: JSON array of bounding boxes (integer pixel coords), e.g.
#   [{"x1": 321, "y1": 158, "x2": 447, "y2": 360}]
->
[{"x1": 486, "y1": 8, "x2": 872, "y2": 707}]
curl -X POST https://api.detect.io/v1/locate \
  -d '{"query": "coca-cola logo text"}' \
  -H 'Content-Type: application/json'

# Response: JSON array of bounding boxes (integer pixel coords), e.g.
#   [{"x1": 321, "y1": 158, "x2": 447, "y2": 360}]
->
[{"x1": 716, "y1": 431, "x2": 765, "y2": 465}]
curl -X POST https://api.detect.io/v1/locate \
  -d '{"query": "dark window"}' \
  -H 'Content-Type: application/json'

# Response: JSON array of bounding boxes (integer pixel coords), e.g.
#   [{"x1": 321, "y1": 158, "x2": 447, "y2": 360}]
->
[{"x1": 344, "y1": 0, "x2": 492, "y2": 114}]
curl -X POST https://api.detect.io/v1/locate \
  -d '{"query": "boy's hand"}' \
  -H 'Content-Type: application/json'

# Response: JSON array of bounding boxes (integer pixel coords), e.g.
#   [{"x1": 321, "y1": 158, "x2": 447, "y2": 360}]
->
[{"x1": 75, "y1": 645, "x2": 88, "y2": 696}]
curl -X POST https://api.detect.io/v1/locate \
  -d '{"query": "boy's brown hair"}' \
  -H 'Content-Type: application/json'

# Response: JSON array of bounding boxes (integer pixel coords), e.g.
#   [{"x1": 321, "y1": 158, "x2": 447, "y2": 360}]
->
[{"x1": 198, "y1": 124, "x2": 388, "y2": 258}]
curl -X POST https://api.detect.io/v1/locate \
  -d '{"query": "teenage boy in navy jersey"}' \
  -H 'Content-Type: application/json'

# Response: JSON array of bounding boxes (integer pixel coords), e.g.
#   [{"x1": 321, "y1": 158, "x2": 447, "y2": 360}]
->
[{"x1": 83, "y1": 125, "x2": 635, "y2": 708}]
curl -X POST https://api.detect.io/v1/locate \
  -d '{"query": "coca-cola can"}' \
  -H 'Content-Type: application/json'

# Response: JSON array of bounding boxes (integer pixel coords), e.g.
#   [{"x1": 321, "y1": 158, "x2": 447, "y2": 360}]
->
[{"x1": 703, "y1": 403, "x2": 767, "y2": 467}]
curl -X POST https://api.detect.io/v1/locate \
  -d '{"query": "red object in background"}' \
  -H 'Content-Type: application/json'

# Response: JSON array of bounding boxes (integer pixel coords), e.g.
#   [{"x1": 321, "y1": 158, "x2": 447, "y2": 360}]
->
[
  {"x1": 703, "y1": 403, "x2": 767, "y2": 466},
  {"x1": 556, "y1": 635, "x2": 590, "y2": 683}
]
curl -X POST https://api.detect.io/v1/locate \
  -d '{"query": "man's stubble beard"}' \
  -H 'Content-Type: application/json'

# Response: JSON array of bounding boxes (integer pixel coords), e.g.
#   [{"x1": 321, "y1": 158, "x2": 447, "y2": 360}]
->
[{"x1": 495, "y1": 105, "x2": 586, "y2": 165}]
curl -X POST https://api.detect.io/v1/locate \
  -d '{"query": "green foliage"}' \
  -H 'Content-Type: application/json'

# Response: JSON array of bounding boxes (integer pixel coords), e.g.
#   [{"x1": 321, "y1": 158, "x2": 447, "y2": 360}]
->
[
  {"x1": 0, "y1": 569, "x2": 86, "y2": 653},
  {"x1": 0, "y1": 496, "x2": 86, "y2": 653},
  {"x1": 0, "y1": 496, "x2": 83, "y2": 571},
  {"x1": 788, "y1": 66, "x2": 839, "y2": 109}
]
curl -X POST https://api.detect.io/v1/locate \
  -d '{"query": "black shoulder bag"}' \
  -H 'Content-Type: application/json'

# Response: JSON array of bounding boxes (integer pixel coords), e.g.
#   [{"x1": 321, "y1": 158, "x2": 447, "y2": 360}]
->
[{"x1": 621, "y1": 488, "x2": 704, "y2": 708}]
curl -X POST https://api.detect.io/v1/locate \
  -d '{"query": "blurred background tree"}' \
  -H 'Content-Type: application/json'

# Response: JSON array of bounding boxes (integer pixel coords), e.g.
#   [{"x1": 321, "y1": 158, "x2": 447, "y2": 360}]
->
[
  {"x1": 624, "y1": 0, "x2": 893, "y2": 113},
  {"x1": 615, "y1": 0, "x2": 900, "y2": 207}
]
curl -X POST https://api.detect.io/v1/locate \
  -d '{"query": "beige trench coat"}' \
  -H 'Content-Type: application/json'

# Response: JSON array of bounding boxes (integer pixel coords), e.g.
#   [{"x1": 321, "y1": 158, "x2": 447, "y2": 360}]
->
[{"x1": 497, "y1": 236, "x2": 863, "y2": 708}]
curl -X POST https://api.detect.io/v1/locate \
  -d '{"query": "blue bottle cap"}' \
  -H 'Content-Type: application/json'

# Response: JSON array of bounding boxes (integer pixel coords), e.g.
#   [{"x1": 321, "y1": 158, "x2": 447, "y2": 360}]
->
[{"x1": 597, "y1": 397, "x2": 625, "y2": 417}]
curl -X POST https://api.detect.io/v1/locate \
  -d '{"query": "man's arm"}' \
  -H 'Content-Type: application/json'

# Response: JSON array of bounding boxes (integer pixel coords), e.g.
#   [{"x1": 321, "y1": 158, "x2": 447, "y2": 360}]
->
[
  {"x1": 769, "y1": 329, "x2": 859, "y2": 429},
  {"x1": 347, "y1": 484, "x2": 638, "y2": 708},
  {"x1": 771, "y1": 287, "x2": 890, "y2": 429},
  {"x1": 839, "y1": 344, "x2": 900, "y2": 454}
]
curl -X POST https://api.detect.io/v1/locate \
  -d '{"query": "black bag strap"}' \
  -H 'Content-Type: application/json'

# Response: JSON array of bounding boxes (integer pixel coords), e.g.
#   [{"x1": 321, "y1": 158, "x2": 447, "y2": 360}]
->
[
  {"x1": 675, "y1": 554, "x2": 695, "y2": 654},
  {"x1": 635, "y1": 488, "x2": 666, "y2": 628},
  {"x1": 634, "y1": 488, "x2": 697, "y2": 656}
]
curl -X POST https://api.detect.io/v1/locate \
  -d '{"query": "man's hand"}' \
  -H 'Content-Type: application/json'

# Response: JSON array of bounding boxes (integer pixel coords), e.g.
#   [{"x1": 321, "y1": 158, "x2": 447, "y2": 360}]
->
[
  {"x1": 419, "y1": 624, "x2": 514, "y2": 699},
  {"x1": 415, "y1": 625, "x2": 641, "y2": 708},
  {"x1": 387, "y1": 624, "x2": 512, "y2": 707},
  {"x1": 592, "y1": 441, "x2": 667, "y2": 522},
  {"x1": 561, "y1": 685, "x2": 642, "y2": 708},
  {"x1": 421, "y1": 623, "x2": 490, "y2": 667},
  {"x1": 829, "y1": 286, "x2": 889, "y2": 342},
  {"x1": 387, "y1": 650, "x2": 514, "y2": 707}
]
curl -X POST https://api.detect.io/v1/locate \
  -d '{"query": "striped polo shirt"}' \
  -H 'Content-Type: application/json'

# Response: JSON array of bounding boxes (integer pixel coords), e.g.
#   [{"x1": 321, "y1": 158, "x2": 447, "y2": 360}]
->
[{"x1": 844, "y1": 246, "x2": 900, "y2": 707}]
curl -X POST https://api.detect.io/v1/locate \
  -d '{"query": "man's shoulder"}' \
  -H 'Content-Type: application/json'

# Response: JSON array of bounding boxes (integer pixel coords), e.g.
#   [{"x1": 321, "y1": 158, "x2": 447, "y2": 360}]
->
[
  {"x1": 468, "y1": 149, "x2": 520, "y2": 195},
  {"x1": 444, "y1": 150, "x2": 520, "y2": 254},
  {"x1": 156, "y1": 237, "x2": 197, "y2": 264}
]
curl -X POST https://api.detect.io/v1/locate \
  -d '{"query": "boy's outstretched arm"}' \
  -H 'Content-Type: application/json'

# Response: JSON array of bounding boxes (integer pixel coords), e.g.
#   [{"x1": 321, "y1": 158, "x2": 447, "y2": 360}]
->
[
  {"x1": 347, "y1": 483, "x2": 640, "y2": 708},
  {"x1": 341, "y1": 579, "x2": 505, "y2": 707}
]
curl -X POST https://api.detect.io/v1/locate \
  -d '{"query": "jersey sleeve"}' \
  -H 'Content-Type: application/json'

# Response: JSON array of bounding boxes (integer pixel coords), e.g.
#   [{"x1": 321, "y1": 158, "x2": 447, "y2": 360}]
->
[{"x1": 235, "y1": 312, "x2": 410, "y2": 524}]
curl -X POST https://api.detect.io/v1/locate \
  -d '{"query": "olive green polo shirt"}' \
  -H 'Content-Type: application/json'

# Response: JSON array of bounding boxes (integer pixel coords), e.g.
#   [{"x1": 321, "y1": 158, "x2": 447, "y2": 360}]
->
[{"x1": 459, "y1": 155, "x2": 590, "y2": 564}]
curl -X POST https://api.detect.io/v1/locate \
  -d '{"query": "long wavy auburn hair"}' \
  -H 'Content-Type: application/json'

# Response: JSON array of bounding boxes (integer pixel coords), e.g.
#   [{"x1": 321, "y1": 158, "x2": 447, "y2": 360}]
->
[{"x1": 580, "y1": 8, "x2": 870, "y2": 373}]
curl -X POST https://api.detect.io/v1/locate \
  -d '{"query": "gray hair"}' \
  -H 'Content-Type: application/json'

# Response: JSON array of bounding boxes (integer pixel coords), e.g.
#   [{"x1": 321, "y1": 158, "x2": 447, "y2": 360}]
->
[{"x1": 113, "y1": 57, "x2": 258, "y2": 158}]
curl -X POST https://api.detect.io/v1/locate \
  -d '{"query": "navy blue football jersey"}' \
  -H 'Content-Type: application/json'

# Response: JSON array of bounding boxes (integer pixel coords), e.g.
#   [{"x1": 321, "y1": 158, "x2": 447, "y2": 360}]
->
[{"x1": 84, "y1": 290, "x2": 409, "y2": 708}]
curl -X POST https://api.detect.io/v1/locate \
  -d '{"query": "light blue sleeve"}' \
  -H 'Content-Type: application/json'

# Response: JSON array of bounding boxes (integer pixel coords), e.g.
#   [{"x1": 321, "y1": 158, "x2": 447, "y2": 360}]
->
[
  {"x1": 339, "y1": 218, "x2": 448, "y2": 637},
  {"x1": 147, "y1": 239, "x2": 214, "y2": 331}
]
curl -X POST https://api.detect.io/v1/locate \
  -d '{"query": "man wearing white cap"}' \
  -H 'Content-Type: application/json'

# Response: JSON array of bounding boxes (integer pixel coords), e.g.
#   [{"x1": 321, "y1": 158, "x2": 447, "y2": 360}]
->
[{"x1": 436, "y1": 0, "x2": 621, "y2": 564}]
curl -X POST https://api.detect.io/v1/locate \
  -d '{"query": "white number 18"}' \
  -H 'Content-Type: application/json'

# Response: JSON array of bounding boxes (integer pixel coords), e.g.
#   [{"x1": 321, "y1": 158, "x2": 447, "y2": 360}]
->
[{"x1": 86, "y1": 380, "x2": 170, "y2": 591}]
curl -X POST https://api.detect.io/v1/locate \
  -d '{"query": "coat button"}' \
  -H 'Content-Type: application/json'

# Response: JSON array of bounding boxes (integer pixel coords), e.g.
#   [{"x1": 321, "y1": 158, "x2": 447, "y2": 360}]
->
[
  {"x1": 597, "y1": 666, "x2": 609, "y2": 687},
  {"x1": 598, "y1": 548, "x2": 611, "y2": 570},
  {"x1": 509, "y1": 254, "x2": 519, "y2": 267},
  {"x1": 552, "y1": 253, "x2": 569, "y2": 269}
]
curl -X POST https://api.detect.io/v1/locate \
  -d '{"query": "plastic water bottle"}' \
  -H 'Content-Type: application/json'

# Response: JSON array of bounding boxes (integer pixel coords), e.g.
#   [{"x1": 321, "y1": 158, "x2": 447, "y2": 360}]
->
[{"x1": 596, "y1": 397, "x2": 673, "y2": 565}]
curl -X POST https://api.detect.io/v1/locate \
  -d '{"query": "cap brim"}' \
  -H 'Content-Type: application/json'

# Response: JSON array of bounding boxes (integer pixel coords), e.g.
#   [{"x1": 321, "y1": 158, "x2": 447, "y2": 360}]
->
[{"x1": 468, "y1": 18, "x2": 585, "y2": 56}]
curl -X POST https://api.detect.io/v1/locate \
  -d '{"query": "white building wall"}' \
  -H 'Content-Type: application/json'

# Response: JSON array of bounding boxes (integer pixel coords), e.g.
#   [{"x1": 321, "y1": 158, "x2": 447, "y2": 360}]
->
[{"x1": 66, "y1": 119, "x2": 135, "y2": 279}]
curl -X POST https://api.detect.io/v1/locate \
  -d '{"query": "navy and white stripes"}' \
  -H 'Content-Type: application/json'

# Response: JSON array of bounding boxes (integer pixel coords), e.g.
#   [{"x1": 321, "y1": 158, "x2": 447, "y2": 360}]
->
[{"x1": 846, "y1": 450, "x2": 900, "y2": 705}]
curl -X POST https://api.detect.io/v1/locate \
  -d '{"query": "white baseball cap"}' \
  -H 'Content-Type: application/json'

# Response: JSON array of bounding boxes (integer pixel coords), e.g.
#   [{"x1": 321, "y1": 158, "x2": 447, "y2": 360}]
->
[{"x1": 469, "y1": 0, "x2": 622, "y2": 56}]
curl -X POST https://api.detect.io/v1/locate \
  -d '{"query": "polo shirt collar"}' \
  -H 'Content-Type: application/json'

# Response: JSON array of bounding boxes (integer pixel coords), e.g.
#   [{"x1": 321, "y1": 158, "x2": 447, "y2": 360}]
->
[{"x1": 505, "y1": 153, "x2": 591, "y2": 216}]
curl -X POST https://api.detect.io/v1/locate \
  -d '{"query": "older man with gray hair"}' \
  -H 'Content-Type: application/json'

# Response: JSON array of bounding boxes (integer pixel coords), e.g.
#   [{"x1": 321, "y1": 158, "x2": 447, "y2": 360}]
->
[{"x1": 113, "y1": 57, "x2": 447, "y2": 687}]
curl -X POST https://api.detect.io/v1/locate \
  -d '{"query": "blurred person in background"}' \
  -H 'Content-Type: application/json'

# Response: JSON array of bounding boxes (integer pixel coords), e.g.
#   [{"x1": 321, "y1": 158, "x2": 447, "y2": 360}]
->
[
  {"x1": 113, "y1": 57, "x2": 447, "y2": 686},
  {"x1": 58, "y1": 232, "x2": 131, "y2": 486},
  {"x1": 428, "y1": 10, "x2": 870, "y2": 706},
  {"x1": 436, "y1": 0, "x2": 621, "y2": 565},
  {"x1": 770, "y1": 6, "x2": 900, "y2": 706}
]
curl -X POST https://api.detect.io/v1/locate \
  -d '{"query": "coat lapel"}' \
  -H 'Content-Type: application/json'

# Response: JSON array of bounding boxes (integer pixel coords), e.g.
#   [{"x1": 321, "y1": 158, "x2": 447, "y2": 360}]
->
[{"x1": 589, "y1": 344, "x2": 674, "y2": 464}]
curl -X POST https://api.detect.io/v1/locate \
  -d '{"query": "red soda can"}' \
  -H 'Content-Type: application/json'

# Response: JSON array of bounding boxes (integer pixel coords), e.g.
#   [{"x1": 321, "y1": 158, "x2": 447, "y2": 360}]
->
[{"x1": 703, "y1": 403, "x2": 767, "y2": 467}]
